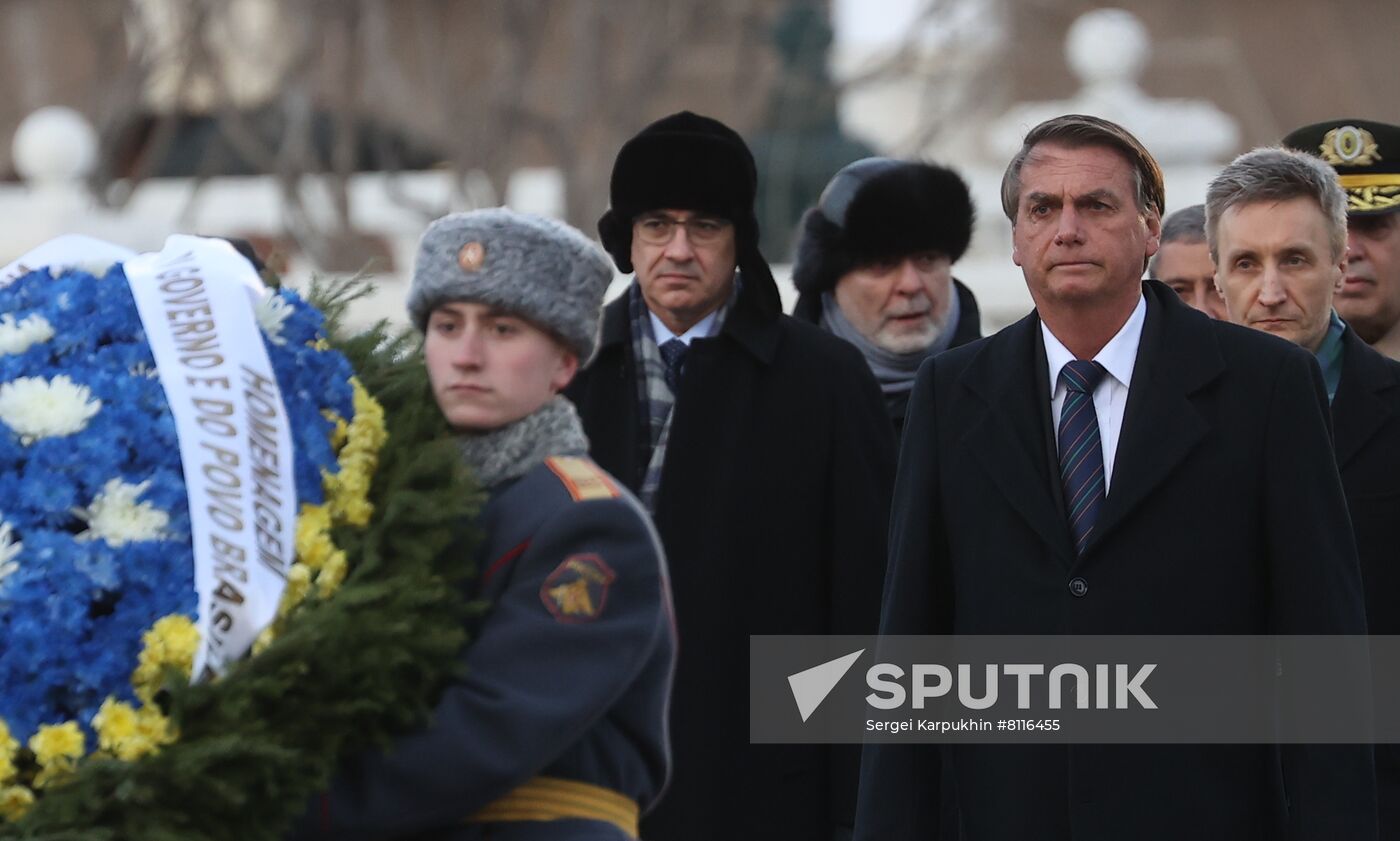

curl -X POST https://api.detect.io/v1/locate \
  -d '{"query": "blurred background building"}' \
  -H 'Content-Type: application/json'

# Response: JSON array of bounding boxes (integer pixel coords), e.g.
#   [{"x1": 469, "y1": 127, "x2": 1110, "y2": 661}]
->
[{"x1": 1, "y1": 0, "x2": 1397, "y2": 329}]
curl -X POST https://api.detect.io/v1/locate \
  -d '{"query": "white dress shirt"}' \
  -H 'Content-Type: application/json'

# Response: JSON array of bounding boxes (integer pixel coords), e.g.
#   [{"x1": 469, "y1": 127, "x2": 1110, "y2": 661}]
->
[
  {"x1": 1040, "y1": 293, "x2": 1146, "y2": 493},
  {"x1": 649, "y1": 307, "x2": 723, "y2": 346}
]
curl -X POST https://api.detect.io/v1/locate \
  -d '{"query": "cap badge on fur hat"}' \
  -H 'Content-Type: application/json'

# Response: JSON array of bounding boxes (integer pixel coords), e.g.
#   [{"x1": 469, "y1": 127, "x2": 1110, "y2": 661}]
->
[
  {"x1": 407, "y1": 208, "x2": 614, "y2": 363},
  {"x1": 1320, "y1": 125, "x2": 1381, "y2": 167},
  {"x1": 458, "y1": 241, "x2": 486, "y2": 272}
]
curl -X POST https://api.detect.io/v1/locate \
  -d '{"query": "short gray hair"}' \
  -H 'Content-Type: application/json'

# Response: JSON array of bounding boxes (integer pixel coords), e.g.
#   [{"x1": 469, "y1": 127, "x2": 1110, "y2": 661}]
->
[
  {"x1": 1204, "y1": 147, "x2": 1347, "y2": 262},
  {"x1": 1147, "y1": 204, "x2": 1207, "y2": 276}
]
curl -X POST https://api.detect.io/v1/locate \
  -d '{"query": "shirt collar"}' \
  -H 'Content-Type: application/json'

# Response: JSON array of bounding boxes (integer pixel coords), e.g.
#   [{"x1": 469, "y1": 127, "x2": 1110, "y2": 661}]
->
[
  {"x1": 650, "y1": 307, "x2": 720, "y2": 346},
  {"x1": 646, "y1": 277, "x2": 740, "y2": 345},
  {"x1": 1042, "y1": 293, "x2": 1147, "y2": 394},
  {"x1": 1313, "y1": 310, "x2": 1347, "y2": 403}
]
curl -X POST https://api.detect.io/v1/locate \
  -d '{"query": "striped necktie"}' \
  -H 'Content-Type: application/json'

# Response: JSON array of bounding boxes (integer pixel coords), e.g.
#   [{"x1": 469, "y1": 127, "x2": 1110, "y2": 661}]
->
[{"x1": 1058, "y1": 360, "x2": 1108, "y2": 555}]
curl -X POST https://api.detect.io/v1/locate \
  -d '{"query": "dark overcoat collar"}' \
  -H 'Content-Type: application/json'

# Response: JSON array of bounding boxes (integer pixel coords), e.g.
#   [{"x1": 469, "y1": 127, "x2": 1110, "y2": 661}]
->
[
  {"x1": 956, "y1": 280, "x2": 1223, "y2": 567},
  {"x1": 1332, "y1": 324, "x2": 1400, "y2": 469}
]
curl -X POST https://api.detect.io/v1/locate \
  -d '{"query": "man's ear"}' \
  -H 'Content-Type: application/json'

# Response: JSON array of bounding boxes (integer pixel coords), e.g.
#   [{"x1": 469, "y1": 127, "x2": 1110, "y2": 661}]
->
[
  {"x1": 552, "y1": 350, "x2": 580, "y2": 393},
  {"x1": 1143, "y1": 210, "x2": 1163, "y2": 259}
]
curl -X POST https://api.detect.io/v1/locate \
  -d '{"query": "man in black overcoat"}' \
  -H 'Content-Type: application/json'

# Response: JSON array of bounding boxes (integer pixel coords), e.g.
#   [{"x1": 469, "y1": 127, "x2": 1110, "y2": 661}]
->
[
  {"x1": 855, "y1": 115, "x2": 1375, "y2": 840},
  {"x1": 789, "y1": 157, "x2": 983, "y2": 440},
  {"x1": 1207, "y1": 145, "x2": 1399, "y2": 839},
  {"x1": 567, "y1": 112, "x2": 896, "y2": 841}
]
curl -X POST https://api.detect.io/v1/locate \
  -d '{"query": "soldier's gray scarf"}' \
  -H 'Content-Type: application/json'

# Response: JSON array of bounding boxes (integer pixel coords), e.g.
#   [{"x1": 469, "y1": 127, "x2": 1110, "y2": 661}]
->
[
  {"x1": 819, "y1": 289, "x2": 960, "y2": 404},
  {"x1": 456, "y1": 395, "x2": 589, "y2": 490},
  {"x1": 627, "y1": 278, "x2": 738, "y2": 513}
]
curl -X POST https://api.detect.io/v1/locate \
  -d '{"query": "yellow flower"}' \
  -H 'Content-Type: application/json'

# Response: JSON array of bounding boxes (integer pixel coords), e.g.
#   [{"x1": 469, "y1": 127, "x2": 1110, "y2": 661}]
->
[
  {"x1": 328, "y1": 414, "x2": 349, "y2": 450},
  {"x1": 89, "y1": 698, "x2": 178, "y2": 765},
  {"x1": 132, "y1": 615, "x2": 199, "y2": 703},
  {"x1": 92, "y1": 698, "x2": 138, "y2": 750},
  {"x1": 254, "y1": 375, "x2": 387, "y2": 651},
  {"x1": 350, "y1": 379, "x2": 387, "y2": 442},
  {"x1": 0, "y1": 719, "x2": 18, "y2": 785},
  {"x1": 340, "y1": 497, "x2": 372, "y2": 528},
  {"x1": 295, "y1": 504, "x2": 333, "y2": 569},
  {"x1": 0, "y1": 785, "x2": 34, "y2": 821},
  {"x1": 281, "y1": 564, "x2": 313, "y2": 611},
  {"x1": 134, "y1": 706, "x2": 175, "y2": 750},
  {"x1": 316, "y1": 551, "x2": 348, "y2": 596},
  {"x1": 96, "y1": 703, "x2": 176, "y2": 762},
  {"x1": 29, "y1": 722, "x2": 83, "y2": 766},
  {"x1": 29, "y1": 721, "x2": 84, "y2": 788}
]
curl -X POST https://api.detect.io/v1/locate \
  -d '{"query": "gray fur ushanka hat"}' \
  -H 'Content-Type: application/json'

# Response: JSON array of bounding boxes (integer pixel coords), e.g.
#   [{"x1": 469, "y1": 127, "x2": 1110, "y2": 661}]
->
[{"x1": 407, "y1": 208, "x2": 614, "y2": 362}]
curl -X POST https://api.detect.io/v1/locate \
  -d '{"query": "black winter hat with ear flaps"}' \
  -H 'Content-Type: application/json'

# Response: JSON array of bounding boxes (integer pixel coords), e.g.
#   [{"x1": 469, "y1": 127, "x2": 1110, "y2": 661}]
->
[
  {"x1": 597, "y1": 111, "x2": 780, "y2": 319},
  {"x1": 791, "y1": 156, "x2": 975, "y2": 298}
]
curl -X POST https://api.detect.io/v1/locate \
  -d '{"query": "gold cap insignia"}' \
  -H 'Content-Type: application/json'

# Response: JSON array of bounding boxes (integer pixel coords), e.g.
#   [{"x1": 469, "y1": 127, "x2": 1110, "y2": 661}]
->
[
  {"x1": 541, "y1": 554, "x2": 616, "y2": 623},
  {"x1": 457, "y1": 241, "x2": 486, "y2": 272},
  {"x1": 1320, "y1": 126, "x2": 1382, "y2": 167}
]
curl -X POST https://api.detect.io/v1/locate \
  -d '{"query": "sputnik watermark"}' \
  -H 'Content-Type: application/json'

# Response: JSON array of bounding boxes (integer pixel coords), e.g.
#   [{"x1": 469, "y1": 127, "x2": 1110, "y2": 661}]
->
[
  {"x1": 865, "y1": 662, "x2": 1156, "y2": 710},
  {"x1": 752, "y1": 635, "x2": 1388, "y2": 744},
  {"x1": 787, "y1": 649, "x2": 865, "y2": 722},
  {"x1": 787, "y1": 650, "x2": 1156, "y2": 722}
]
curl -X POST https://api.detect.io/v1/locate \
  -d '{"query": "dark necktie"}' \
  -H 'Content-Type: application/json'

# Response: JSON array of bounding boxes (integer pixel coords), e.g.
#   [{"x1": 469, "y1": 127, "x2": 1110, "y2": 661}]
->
[
  {"x1": 660, "y1": 338, "x2": 688, "y2": 394},
  {"x1": 1057, "y1": 360, "x2": 1108, "y2": 555}
]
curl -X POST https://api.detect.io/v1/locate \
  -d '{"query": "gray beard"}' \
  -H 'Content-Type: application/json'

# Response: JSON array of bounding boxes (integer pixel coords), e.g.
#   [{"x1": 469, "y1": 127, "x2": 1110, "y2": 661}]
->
[{"x1": 819, "y1": 290, "x2": 960, "y2": 397}]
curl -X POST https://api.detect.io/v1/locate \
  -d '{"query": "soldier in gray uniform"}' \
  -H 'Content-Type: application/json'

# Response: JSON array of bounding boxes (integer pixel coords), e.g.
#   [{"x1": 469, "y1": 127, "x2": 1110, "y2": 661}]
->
[{"x1": 292, "y1": 208, "x2": 676, "y2": 840}]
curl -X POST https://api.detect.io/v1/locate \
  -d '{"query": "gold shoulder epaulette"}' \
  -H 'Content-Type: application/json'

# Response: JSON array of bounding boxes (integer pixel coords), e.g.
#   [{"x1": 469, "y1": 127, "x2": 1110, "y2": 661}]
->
[{"x1": 545, "y1": 456, "x2": 621, "y2": 502}]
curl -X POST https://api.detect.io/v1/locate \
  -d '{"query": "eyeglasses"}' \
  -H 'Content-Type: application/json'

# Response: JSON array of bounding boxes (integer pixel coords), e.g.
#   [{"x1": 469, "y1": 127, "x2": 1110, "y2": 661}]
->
[{"x1": 633, "y1": 214, "x2": 732, "y2": 246}]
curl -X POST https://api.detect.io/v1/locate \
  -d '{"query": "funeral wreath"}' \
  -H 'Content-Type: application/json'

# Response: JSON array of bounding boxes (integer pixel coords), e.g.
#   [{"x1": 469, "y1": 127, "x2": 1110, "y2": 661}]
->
[{"x1": 0, "y1": 236, "x2": 479, "y2": 840}]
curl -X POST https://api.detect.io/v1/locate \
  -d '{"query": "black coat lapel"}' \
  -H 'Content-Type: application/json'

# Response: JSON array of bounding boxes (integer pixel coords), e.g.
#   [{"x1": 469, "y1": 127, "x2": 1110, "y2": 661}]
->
[
  {"x1": 1332, "y1": 326, "x2": 1400, "y2": 470},
  {"x1": 1088, "y1": 283, "x2": 1219, "y2": 556},
  {"x1": 961, "y1": 313, "x2": 1076, "y2": 565}
]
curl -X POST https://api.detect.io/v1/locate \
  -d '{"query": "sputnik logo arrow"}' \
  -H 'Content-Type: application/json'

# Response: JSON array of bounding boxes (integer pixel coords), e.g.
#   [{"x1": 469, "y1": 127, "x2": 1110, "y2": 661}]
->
[{"x1": 787, "y1": 649, "x2": 865, "y2": 722}]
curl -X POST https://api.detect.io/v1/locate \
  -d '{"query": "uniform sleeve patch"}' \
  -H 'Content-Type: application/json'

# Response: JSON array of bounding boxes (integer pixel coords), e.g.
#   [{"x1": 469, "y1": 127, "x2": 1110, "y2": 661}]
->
[
  {"x1": 545, "y1": 456, "x2": 621, "y2": 502},
  {"x1": 541, "y1": 553, "x2": 617, "y2": 623}
]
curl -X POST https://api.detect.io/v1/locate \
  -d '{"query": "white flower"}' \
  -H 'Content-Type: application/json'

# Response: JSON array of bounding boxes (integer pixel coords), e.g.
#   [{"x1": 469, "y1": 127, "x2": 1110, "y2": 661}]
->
[
  {"x1": 75, "y1": 479, "x2": 169, "y2": 546},
  {"x1": 255, "y1": 293, "x2": 294, "y2": 345},
  {"x1": 0, "y1": 375, "x2": 102, "y2": 441},
  {"x1": 0, "y1": 313, "x2": 55, "y2": 356},
  {"x1": 0, "y1": 520, "x2": 21, "y2": 584}
]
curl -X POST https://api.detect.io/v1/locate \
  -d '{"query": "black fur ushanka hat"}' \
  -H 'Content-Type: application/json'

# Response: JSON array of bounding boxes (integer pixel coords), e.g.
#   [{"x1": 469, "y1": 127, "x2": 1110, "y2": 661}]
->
[
  {"x1": 792, "y1": 157, "x2": 975, "y2": 296},
  {"x1": 597, "y1": 110, "x2": 780, "y2": 318},
  {"x1": 597, "y1": 111, "x2": 760, "y2": 273}
]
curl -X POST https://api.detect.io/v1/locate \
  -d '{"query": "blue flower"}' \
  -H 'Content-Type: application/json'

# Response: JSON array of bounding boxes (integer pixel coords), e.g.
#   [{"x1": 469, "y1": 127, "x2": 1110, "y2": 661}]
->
[{"x1": 0, "y1": 264, "x2": 357, "y2": 744}]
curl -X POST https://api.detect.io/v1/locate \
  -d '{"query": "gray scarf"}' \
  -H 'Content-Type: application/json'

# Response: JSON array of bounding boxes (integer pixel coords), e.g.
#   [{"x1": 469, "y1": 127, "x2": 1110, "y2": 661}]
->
[
  {"x1": 819, "y1": 289, "x2": 960, "y2": 400},
  {"x1": 456, "y1": 396, "x2": 590, "y2": 490}
]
